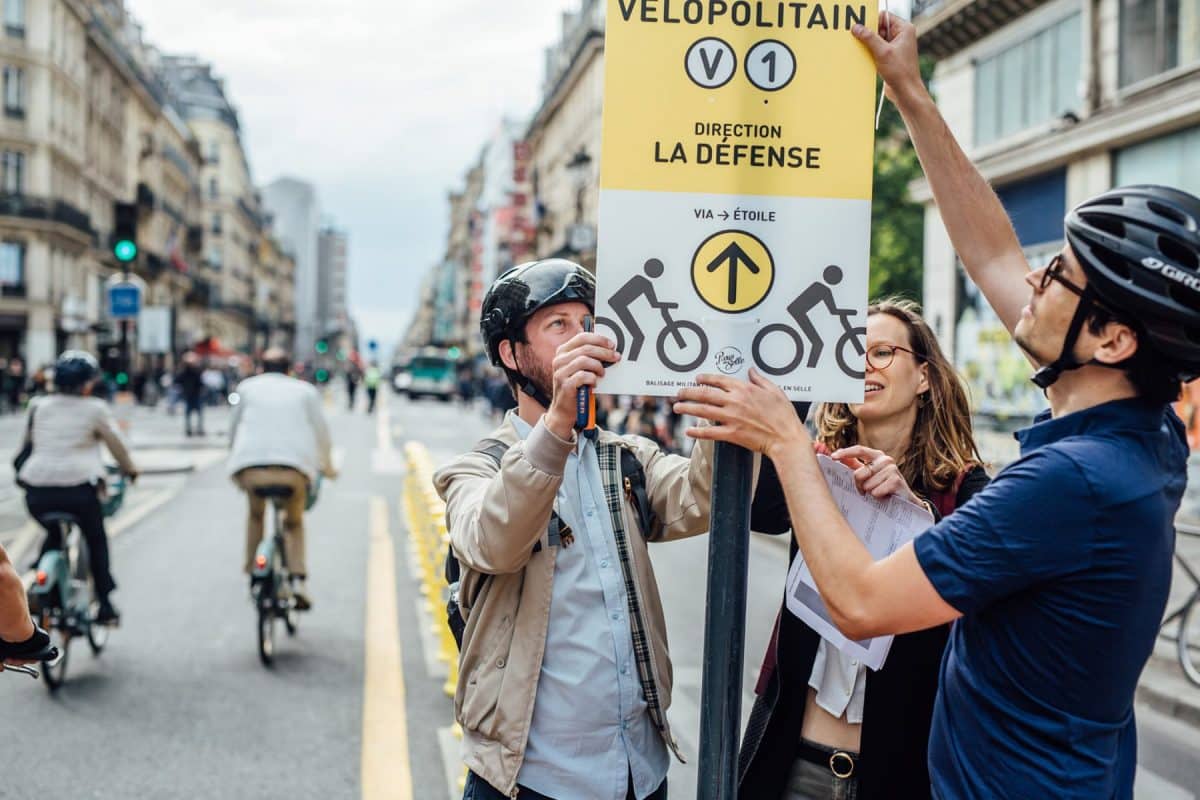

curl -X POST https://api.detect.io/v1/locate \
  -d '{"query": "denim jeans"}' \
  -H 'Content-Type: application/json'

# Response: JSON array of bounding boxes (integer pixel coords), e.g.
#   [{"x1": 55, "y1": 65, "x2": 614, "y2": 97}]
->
[
  {"x1": 463, "y1": 771, "x2": 667, "y2": 800},
  {"x1": 784, "y1": 757, "x2": 859, "y2": 800}
]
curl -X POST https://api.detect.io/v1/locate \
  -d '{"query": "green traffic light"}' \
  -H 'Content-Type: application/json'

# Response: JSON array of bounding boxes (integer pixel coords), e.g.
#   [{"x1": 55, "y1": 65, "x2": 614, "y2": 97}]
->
[
  {"x1": 116, "y1": 372, "x2": 129, "y2": 386},
  {"x1": 315, "y1": 369, "x2": 330, "y2": 383},
  {"x1": 336, "y1": 349, "x2": 347, "y2": 361},
  {"x1": 315, "y1": 340, "x2": 329, "y2": 355},
  {"x1": 448, "y1": 346, "x2": 462, "y2": 359},
  {"x1": 113, "y1": 239, "x2": 138, "y2": 263}
]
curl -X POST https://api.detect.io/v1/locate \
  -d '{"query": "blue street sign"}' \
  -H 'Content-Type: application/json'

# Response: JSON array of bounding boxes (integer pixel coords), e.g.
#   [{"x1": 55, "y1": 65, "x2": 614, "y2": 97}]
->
[
  {"x1": 368, "y1": 339, "x2": 379, "y2": 351},
  {"x1": 108, "y1": 282, "x2": 141, "y2": 320}
]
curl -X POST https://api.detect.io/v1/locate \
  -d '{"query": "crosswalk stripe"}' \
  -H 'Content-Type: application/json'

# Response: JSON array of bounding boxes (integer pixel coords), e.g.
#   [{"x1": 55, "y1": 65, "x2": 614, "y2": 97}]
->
[{"x1": 362, "y1": 495, "x2": 414, "y2": 800}]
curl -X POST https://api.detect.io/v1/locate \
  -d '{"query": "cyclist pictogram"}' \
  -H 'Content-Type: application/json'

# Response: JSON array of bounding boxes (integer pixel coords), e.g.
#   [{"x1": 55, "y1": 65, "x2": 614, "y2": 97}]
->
[
  {"x1": 691, "y1": 230, "x2": 774, "y2": 313},
  {"x1": 751, "y1": 265, "x2": 866, "y2": 379},
  {"x1": 598, "y1": 258, "x2": 709, "y2": 373}
]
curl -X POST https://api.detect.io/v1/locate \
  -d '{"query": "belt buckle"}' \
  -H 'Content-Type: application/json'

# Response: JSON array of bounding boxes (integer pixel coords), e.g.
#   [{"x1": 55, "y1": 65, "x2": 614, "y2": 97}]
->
[{"x1": 829, "y1": 751, "x2": 855, "y2": 780}]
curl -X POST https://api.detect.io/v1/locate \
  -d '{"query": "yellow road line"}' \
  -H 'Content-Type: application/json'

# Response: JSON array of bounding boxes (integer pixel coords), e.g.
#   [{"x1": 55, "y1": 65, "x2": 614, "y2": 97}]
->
[{"x1": 362, "y1": 495, "x2": 414, "y2": 800}]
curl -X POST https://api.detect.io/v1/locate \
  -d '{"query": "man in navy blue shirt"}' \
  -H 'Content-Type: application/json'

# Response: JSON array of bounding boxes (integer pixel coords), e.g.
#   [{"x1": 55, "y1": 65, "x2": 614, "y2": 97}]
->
[{"x1": 674, "y1": 12, "x2": 1200, "y2": 800}]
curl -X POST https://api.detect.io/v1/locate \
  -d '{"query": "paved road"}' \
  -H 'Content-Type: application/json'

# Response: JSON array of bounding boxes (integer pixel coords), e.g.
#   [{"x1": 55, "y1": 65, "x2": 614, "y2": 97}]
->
[{"x1": 1, "y1": 391, "x2": 1197, "y2": 798}]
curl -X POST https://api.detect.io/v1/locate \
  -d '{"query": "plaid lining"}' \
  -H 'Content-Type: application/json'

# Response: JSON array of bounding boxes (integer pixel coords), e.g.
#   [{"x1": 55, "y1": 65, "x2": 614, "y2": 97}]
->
[{"x1": 597, "y1": 441, "x2": 668, "y2": 737}]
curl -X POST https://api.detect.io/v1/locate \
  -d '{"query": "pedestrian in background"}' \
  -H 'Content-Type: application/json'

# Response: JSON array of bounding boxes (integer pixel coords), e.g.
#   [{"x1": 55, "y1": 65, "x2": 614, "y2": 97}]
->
[
  {"x1": 176, "y1": 352, "x2": 206, "y2": 437},
  {"x1": 739, "y1": 299, "x2": 989, "y2": 800},
  {"x1": 5, "y1": 357, "x2": 26, "y2": 412},
  {"x1": 364, "y1": 363, "x2": 381, "y2": 414},
  {"x1": 345, "y1": 367, "x2": 360, "y2": 410}
]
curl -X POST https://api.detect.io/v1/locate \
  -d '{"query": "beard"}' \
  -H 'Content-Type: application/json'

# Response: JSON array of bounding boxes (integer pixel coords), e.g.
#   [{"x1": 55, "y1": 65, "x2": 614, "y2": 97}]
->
[{"x1": 514, "y1": 346, "x2": 554, "y2": 404}]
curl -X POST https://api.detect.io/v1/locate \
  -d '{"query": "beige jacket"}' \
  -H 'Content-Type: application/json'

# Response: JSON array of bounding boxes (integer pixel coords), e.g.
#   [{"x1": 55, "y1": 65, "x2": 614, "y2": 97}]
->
[
  {"x1": 17, "y1": 395, "x2": 137, "y2": 487},
  {"x1": 433, "y1": 413, "x2": 716, "y2": 797}
]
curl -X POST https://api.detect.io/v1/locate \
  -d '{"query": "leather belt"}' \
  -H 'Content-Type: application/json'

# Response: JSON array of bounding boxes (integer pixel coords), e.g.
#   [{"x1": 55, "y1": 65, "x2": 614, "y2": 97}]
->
[{"x1": 797, "y1": 740, "x2": 860, "y2": 780}]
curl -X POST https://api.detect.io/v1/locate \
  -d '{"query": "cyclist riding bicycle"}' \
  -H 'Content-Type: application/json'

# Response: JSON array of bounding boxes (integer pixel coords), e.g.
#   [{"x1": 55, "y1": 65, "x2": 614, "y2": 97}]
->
[
  {"x1": 17, "y1": 351, "x2": 139, "y2": 626},
  {"x1": 228, "y1": 348, "x2": 335, "y2": 610}
]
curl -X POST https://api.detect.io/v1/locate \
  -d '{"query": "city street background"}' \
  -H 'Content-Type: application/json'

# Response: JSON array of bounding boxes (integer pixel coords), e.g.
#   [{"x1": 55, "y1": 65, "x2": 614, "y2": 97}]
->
[{"x1": 2, "y1": 390, "x2": 1198, "y2": 799}]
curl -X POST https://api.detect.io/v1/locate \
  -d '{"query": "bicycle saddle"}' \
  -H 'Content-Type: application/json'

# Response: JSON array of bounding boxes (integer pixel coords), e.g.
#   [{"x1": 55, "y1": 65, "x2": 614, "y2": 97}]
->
[
  {"x1": 38, "y1": 512, "x2": 80, "y2": 527},
  {"x1": 253, "y1": 486, "x2": 295, "y2": 499}
]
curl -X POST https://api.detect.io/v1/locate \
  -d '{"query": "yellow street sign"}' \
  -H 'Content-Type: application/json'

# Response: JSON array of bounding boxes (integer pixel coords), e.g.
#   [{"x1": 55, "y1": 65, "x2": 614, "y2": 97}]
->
[
  {"x1": 600, "y1": 0, "x2": 878, "y2": 201},
  {"x1": 691, "y1": 230, "x2": 774, "y2": 312}
]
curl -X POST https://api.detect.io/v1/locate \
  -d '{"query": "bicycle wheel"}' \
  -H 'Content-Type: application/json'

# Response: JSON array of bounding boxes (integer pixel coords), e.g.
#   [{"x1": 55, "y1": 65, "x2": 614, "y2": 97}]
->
[
  {"x1": 258, "y1": 585, "x2": 276, "y2": 667},
  {"x1": 657, "y1": 321, "x2": 709, "y2": 372},
  {"x1": 594, "y1": 316, "x2": 625, "y2": 356},
  {"x1": 752, "y1": 324, "x2": 804, "y2": 376},
  {"x1": 836, "y1": 326, "x2": 867, "y2": 380},
  {"x1": 75, "y1": 536, "x2": 109, "y2": 656},
  {"x1": 1179, "y1": 594, "x2": 1200, "y2": 686},
  {"x1": 40, "y1": 611, "x2": 69, "y2": 691}
]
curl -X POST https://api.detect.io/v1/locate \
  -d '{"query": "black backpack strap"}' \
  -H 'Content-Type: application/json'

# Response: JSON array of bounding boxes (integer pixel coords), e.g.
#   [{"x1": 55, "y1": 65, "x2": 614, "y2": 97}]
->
[{"x1": 619, "y1": 445, "x2": 661, "y2": 542}]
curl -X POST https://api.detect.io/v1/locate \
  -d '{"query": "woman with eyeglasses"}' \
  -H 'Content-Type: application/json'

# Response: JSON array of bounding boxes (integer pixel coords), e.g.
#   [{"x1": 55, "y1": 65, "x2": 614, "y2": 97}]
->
[{"x1": 738, "y1": 298, "x2": 990, "y2": 800}]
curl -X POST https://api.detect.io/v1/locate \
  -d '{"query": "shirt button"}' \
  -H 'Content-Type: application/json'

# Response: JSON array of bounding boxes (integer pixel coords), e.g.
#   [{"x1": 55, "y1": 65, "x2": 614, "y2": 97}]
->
[
  {"x1": 850, "y1": 660, "x2": 858, "y2": 667},
  {"x1": 612, "y1": 612, "x2": 620, "y2": 621},
  {"x1": 496, "y1": 658, "x2": 506, "y2": 669},
  {"x1": 600, "y1": 560, "x2": 609, "y2": 568},
  {"x1": 586, "y1": 509, "x2": 594, "y2": 518}
]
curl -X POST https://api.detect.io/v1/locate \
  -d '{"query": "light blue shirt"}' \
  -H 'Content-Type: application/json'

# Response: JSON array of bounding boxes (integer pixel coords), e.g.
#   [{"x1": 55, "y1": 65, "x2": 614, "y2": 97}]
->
[{"x1": 512, "y1": 417, "x2": 668, "y2": 800}]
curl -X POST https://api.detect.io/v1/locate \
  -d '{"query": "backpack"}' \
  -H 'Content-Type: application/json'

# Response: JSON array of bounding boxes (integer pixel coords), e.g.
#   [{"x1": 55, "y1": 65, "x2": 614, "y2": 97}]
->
[{"x1": 445, "y1": 436, "x2": 657, "y2": 649}]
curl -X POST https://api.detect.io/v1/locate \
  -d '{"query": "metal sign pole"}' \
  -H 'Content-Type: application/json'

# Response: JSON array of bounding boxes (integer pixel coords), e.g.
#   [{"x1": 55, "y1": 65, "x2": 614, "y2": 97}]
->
[{"x1": 697, "y1": 440, "x2": 754, "y2": 800}]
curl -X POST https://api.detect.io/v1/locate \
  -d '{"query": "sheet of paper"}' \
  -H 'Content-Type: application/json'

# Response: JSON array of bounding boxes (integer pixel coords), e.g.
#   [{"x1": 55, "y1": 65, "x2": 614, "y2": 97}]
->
[{"x1": 784, "y1": 455, "x2": 935, "y2": 671}]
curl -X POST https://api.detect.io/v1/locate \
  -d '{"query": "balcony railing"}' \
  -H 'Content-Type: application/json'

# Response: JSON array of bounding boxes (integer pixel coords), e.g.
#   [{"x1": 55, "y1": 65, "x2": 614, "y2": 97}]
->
[
  {"x1": 0, "y1": 193, "x2": 94, "y2": 238},
  {"x1": 0, "y1": 283, "x2": 26, "y2": 298}
]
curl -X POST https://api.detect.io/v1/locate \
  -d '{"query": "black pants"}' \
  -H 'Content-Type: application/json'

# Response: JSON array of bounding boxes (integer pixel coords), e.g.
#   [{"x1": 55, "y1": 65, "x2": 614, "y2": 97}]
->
[
  {"x1": 184, "y1": 397, "x2": 204, "y2": 435},
  {"x1": 366, "y1": 387, "x2": 378, "y2": 413},
  {"x1": 25, "y1": 484, "x2": 116, "y2": 598},
  {"x1": 464, "y1": 771, "x2": 667, "y2": 800}
]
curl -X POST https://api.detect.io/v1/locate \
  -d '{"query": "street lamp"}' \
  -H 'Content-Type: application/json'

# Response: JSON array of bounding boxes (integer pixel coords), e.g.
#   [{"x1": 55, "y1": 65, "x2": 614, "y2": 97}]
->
[{"x1": 565, "y1": 147, "x2": 593, "y2": 225}]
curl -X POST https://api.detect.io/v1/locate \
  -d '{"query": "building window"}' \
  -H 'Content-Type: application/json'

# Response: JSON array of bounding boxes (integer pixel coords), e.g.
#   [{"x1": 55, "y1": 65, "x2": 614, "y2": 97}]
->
[
  {"x1": 210, "y1": 212, "x2": 222, "y2": 235},
  {"x1": 974, "y1": 13, "x2": 1081, "y2": 147},
  {"x1": 0, "y1": 240, "x2": 23, "y2": 291},
  {"x1": 5, "y1": 0, "x2": 25, "y2": 38},
  {"x1": 207, "y1": 140, "x2": 219, "y2": 164},
  {"x1": 3, "y1": 65, "x2": 24, "y2": 118},
  {"x1": 1115, "y1": 125, "x2": 1200, "y2": 197},
  {"x1": 1120, "y1": 0, "x2": 1200, "y2": 87},
  {"x1": 208, "y1": 178, "x2": 219, "y2": 200},
  {"x1": 2, "y1": 150, "x2": 23, "y2": 194},
  {"x1": 208, "y1": 246, "x2": 223, "y2": 269}
]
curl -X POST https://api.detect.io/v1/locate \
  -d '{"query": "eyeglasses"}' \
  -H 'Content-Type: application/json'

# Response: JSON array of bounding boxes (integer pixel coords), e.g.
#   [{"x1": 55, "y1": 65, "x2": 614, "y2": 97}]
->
[
  {"x1": 865, "y1": 343, "x2": 922, "y2": 371},
  {"x1": 1038, "y1": 254, "x2": 1086, "y2": 297}
]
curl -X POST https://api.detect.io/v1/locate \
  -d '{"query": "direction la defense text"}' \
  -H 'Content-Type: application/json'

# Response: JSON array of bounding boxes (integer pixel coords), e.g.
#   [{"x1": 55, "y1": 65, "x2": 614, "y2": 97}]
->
[{"x1": 617, "y1": 0, "x2": 869, "y2": 29}]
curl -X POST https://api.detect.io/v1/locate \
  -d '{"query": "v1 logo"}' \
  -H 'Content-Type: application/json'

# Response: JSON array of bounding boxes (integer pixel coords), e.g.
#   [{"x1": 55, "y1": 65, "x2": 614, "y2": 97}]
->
[{"x1": 685, "y1": 38, "x2": 736, "y2": 89}]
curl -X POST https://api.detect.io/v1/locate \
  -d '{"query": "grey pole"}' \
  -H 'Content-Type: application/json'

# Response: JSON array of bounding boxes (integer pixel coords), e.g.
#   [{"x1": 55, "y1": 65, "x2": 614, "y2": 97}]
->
[{"x1": 696, "y1": 441, "x2": 753, "y2": 799}]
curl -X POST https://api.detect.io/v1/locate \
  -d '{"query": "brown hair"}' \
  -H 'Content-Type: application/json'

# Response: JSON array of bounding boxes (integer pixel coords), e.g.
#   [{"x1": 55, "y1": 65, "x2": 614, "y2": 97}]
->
[{"x1": 814, "y1": 298, "x2": 982, "y2": 493}]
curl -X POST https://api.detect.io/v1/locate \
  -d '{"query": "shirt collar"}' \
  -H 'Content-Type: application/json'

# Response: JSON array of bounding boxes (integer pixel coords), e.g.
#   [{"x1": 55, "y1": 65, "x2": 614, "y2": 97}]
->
[
  {"x1": 509, "y1": 413, "x2": 588, "y2": 455},
  {"x1": 1015, "y1": 397, "x2": 1165, "y2": 454}
]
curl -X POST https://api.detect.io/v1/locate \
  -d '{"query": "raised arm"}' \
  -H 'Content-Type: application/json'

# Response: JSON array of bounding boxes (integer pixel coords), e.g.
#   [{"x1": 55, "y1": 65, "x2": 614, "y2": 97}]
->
[{"x1": 854, "y1": 14, "x2": 1031, "y2": 335}]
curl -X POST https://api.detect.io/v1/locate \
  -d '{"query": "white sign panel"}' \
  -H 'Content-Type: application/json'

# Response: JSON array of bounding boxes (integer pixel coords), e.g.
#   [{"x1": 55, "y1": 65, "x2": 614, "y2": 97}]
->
[
  {"x1": 138, "y1": 306, "x2": 172, "y2": 354},
  {"x1": 595, "y1": 0, "x2": 879, "y2": 403}
]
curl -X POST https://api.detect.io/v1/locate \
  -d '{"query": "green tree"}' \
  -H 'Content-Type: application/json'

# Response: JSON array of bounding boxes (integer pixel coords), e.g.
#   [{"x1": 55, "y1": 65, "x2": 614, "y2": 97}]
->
[{"x1": 868, "y1": 57, "x2": 936, "y2": 302}]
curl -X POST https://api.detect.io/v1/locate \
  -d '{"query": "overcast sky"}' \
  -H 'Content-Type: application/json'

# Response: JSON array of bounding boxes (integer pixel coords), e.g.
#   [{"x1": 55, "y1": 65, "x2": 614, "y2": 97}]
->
[{"x1": 127, "y1": 0, "x2": 569, "y2": 355}]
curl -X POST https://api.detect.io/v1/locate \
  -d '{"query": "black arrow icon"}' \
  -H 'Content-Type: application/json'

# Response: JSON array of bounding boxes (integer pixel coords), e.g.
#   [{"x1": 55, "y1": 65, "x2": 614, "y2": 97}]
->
[
  {"x1": 706, "y1": 241, "x2": 760, "y2": 305},
  {"x1": 719, "y1": 211, "x2": 729, "y2": 220}
]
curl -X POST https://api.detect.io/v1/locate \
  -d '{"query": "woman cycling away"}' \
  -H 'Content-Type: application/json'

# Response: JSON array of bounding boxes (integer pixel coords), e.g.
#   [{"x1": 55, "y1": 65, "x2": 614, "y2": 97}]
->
[
  {"x1": 17, "y1": 351, "x2": 138, "y2": 626},
  {"x1": 739, "y1": 299, "x2": 989, "y2": 799}
]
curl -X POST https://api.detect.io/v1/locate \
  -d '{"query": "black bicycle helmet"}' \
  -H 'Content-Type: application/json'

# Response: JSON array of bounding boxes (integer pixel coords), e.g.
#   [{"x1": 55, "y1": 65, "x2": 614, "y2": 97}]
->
[
  {"x1": 1034, "y1": 184, "x2": 1200, "y2": 387},
  {"x1": 53, "y1": 350, "x2": 100, "y2": 392},
  {"x1": 479, "y1": 259, "x2": 595, "y2": 406}
]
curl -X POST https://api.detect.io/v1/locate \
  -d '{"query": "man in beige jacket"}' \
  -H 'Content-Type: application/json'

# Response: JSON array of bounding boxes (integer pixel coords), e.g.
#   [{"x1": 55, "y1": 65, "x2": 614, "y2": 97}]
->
[{"x1": 435, "y1": 259, "x2": 716, "y2": 800}]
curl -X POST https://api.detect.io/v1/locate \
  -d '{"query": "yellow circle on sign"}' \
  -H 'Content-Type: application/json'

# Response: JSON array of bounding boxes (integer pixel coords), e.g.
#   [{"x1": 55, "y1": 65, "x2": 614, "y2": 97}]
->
[{"x1": 691, "y1": 230, "x2": 775, "y2": 313}]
